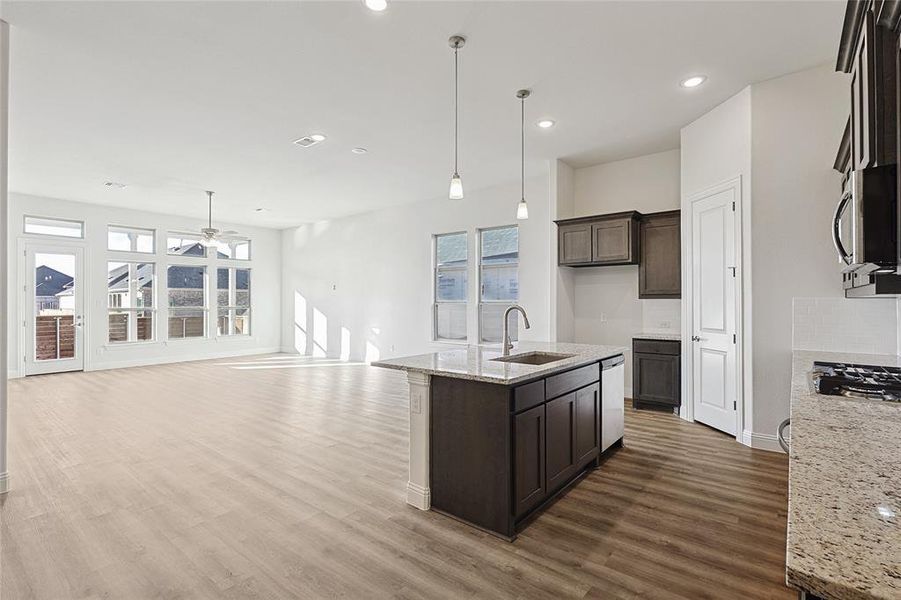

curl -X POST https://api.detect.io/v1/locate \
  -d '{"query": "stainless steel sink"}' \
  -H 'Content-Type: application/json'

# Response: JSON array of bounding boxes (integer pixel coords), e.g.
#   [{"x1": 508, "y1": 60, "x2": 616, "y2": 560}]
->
[{"x1": 491, "y1": 351, "x2": 575, "y2": 365}]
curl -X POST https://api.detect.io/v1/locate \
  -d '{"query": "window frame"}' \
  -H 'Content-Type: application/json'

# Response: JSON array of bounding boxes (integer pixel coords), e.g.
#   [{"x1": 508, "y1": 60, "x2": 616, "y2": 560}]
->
[
  {"x1": 106, "y1": 261, "x2": 156, "y2": 344},
  {"x1": 24, "y1": 215, "x2": 84, "y2": 239},
  {"x1": 166, "y1": 263, "x2": 209, "y2": 340},
  {"x1": 216, "y1": 266, "x2": 251, "y2": 336},
  {"x1": 478, "y1": 225, "x2": 520, "y2": 344},
  {"x1": 432, "y1": 231, "x2": 469, "y2": 343},
  {"x1": 108, "y1": 225, "x2": 156, "y2": 254}
]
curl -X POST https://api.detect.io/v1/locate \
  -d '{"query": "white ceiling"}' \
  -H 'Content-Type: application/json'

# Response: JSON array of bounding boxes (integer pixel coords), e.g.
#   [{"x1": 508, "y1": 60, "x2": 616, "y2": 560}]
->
[{"x1": 2, "y1": 1, "x2": 844, "y2": 227}]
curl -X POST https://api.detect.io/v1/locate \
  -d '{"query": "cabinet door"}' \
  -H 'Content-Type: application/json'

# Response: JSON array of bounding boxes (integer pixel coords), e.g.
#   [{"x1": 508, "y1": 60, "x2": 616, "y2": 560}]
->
[
  {"x1": 851, "y1": 10, "x2": 875, "y2": 170},
  {"x1": 639, "y1": 213, "x2": 681, "y2": 299},
  {"x1": 558, "y1": 223, "x2": 593, "y2": 265},
  {"x1": 573, "y1": 383, "x2": 600, "y2": 465},
  {"x1": 633, "y1": 352, "x2": 680, "y2": 406},
  {"x1": 545, "y1": 393, "x2": 577, "y2": 491},
  {"x1": 513, "y1": 404, "x2": 546, "y2": 518},
  {"x1": 592, "y1": 218, "x2": 633, "y2": 264}
]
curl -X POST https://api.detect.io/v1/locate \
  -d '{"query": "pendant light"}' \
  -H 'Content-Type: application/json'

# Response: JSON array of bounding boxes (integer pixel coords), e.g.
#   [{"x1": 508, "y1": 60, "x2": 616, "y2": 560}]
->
[
  {"x1": 448, "y1": 35, "x2": 466, "y2": 200},
  {"x1": 516, "y1": 89, "x2": 530, "y2": 220}
]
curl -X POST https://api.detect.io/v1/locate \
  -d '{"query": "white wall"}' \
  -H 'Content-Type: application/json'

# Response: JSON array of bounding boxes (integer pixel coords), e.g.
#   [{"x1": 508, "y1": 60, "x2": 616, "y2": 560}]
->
[
  {"x1": 281, "y1": 172, "x2": 552, "y2": 362},
  {"x1": 550, "y1": 159, "x2": 575, "y2": 343},
  {"x1": 568, "y1": 149, "x2": 682, "y2": 396},
  {"x1": 680, "y1": 86, "x2": 753, "y2": 432},
  {"x1": 749, "y1": 64, "x2": 856, "y2": 439},
  {"x1": 7, "y1": 193, "x2": 282, "y2": 376}
]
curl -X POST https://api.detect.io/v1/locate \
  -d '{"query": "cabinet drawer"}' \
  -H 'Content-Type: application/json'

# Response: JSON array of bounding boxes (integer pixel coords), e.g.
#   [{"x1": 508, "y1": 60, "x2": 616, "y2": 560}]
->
[
  {"x1": 514, "y1": 380, "x2": 545, "y2": 413},
  {"x1": 633, "y1": 339, "x2": 680, "y2": 356},
  {"x1": 545, "y1": 363, "x2": 599, "y2": 400}
]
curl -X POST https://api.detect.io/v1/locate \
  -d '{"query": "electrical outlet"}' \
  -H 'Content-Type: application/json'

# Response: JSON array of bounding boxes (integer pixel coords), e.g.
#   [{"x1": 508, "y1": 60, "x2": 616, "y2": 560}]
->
[
  {"x1": 599, "y1": 314, "x2": 607, "y2": 323},
  {"x1": 660, "y1": 321, "x2": 671, "y2": 329}
]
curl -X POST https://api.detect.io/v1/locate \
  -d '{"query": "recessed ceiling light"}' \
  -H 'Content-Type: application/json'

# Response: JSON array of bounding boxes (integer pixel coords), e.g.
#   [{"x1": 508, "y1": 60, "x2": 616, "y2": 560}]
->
[
  {"x1": 104, "y1": 181, "x2": 127, "y2": 189},
  {"x1": 680, "y1": 75, "x2": 707, "y2": 88},
  {"x1": 364, "y1": 0, "x2": 387, "y2": 11},
  {"x1": 352, "y1": 147, "x2": 368, "y2": 154},
  {"x1": 537, "y1": 119, "x2": 555, "y2": 129},
  {"x1": 310, "y1": 133, "x2": 327, "y2": 142},
  {"x1": 254, "y1": 208, "x2": 266, "y2": 213}
]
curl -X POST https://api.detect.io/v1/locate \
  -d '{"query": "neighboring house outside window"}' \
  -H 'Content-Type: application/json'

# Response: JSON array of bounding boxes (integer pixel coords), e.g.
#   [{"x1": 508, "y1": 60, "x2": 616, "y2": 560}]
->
[
  {"x1": 107, "y1": 262, "x2": 155, "y2": 343},
  {"x1": 217, "y1": 267, "x2": 250, "y2": 336}
]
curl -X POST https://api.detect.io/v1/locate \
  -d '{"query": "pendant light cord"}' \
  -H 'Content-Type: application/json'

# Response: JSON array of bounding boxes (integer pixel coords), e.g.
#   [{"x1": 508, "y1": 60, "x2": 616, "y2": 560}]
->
[
  {"x1": 520, "y1": 95, "x2": 525, "y2": 201},
  {"x1": 207, "y1": 191, "x2": 213, "y2": 228},
  {"x1": 454, "y1": 45, "x2": 459, "y2": 174}
]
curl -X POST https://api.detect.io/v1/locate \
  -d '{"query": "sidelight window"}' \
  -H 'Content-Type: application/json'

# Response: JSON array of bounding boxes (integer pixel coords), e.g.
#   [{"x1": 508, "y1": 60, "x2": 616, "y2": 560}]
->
[
  {"x1": 479, "y1": 225, "x2": 519, "y2": 343},
  {"x1": 433, "y1": 231, "x2": 468, "y2": 341}
]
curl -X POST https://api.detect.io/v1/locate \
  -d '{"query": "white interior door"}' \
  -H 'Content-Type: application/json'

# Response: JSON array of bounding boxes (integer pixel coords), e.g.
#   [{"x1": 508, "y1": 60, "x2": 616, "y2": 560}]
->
[
  {"x1": 690, "y1": 186, "x2": 738, "y2": 435},
  {"x1": 24, "y1": 244, "x2": 85, "y2": 375}
]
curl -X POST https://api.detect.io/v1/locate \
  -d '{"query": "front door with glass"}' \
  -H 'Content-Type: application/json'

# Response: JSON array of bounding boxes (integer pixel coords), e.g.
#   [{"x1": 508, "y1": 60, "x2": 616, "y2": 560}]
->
[{"x1": 24, "y1": 245, "x2": 85, "y2": 375}]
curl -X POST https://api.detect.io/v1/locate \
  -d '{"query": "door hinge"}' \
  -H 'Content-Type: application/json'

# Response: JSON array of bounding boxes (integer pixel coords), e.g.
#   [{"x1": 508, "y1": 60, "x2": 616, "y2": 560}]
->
[
  {"x1": 733, "y1": 401, "x2": 737, "y2": 410},
  {"x1": 731, "y1": 201, "x2": 735, "y2": 211},
  {"x1": 733, "y1": 334, "x2": 736, "y2": 344}
]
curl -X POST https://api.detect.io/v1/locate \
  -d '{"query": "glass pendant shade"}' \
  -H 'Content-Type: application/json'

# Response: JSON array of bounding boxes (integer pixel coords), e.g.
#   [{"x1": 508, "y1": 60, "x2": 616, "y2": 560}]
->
[
  {"x1": 516, "y1": 198, "x2": 529, "y2": 220},
  {"x1": 449, "y1": 173, "x2": 464, "y2": 200}
]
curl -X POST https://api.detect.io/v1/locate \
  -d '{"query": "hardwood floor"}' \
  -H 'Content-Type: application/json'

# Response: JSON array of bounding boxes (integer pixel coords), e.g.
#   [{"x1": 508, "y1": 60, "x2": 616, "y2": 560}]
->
[{"x1": 1, "y1": 355, "x2": 793, "y2": 599}]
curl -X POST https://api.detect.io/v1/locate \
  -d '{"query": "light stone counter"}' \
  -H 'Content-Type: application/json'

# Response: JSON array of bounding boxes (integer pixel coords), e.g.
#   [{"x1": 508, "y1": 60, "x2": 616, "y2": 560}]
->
[
  {"x1": 632, "y1": 332, "x2": 681, "y2": 342},
  {"x1": 372, "y1": 342, "x2": 626, "y2": 511},
  {"x1": 787, "y1": 350, "x2": 901, "y2": 600},
  {"x1": 372, "y1": 341, "x2": 627, "y2": 385}
]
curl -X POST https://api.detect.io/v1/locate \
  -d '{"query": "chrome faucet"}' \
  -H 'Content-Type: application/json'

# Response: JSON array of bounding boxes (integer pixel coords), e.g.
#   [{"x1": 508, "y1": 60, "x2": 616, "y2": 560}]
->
[{"x1": 502, "y1": 305, "x2": 531, "y2": 356}]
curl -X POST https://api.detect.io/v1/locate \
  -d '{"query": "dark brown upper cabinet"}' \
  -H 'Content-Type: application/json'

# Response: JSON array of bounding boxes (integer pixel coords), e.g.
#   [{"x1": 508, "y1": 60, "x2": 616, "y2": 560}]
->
[
  {"x1": 838, "y1": 1, "x2": 897, "y2": 170},
  {"x1": 556, "y1": 211, "x2": 641, "y2": 267},
  {"x1": 639, "y1": 210, "x2": 681, "y2": 299}
]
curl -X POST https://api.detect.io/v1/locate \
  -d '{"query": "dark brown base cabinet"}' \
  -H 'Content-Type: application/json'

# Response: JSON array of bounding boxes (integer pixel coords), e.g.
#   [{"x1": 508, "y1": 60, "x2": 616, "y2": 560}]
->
[
  {"x1": 632, "y1": 339, "x2": 681, "y2": 411},
  {"x1": 430, "y1": 361, "x2": 620, "y2": 540}
]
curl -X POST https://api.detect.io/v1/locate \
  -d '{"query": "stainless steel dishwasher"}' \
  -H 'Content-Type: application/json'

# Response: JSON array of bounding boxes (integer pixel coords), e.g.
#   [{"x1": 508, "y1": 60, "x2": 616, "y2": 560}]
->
[{"x1": 601, "y1": 354, "x2": 626, "y2": 452}]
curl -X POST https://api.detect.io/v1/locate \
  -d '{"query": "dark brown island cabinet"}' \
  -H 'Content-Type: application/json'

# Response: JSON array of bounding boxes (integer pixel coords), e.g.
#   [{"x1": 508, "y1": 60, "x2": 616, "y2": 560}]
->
[
  {"x1": 556, "y1": 209, "x2": 682, "y2": 297},
  {"x1": 632, "y1": 338, "x2": 681, "y2": 411},
  {"x1": 429, "y1": 356, "x2": 625, "y2": 540}
]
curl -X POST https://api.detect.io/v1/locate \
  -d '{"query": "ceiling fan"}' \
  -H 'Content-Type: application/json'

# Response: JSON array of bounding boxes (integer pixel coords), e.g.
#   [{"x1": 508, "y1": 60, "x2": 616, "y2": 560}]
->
[{"x1": 198, "y1": 190, "x2": 243, "y2": 247}]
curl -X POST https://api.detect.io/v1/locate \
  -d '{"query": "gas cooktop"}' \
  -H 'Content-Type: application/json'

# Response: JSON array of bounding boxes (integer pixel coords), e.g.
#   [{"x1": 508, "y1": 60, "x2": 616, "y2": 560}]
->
[{"x1": 812, "y1": 361, "x2": 901, "y2": 402}]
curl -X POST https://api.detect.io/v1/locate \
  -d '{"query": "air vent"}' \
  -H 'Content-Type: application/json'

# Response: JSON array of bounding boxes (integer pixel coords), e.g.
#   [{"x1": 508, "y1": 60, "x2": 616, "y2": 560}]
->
[{"x1": 293, "y1": 133, "x2": 326, "y2": 148}]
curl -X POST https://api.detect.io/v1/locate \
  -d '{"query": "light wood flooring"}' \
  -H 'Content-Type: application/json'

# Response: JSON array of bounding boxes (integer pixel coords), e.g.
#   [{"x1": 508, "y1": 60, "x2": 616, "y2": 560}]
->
[{"x1": 1, "y1": 354, "x2": 793, "y2": 599}]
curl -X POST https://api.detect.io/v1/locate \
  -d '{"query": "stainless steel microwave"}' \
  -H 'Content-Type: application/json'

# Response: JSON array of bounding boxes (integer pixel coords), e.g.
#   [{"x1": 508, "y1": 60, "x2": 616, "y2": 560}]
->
[{"x1": 833, "y1": 165, "x2": 901, "y2": 296}]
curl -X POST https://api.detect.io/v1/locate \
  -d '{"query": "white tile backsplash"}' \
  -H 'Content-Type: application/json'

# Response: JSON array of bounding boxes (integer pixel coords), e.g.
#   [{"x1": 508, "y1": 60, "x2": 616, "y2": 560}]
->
[{"x1": 792, "y1": 297, "x2": 898, "y2": 355}]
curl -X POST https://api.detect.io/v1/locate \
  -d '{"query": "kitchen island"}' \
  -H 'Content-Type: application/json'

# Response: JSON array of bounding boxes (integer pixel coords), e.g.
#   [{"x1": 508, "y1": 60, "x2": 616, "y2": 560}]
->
[
  {"x1": 787, "y1": 350, "x2": 901, "y2": 600},
  {"x1": 373, "y1": 342, "x2": 627, "y2": 539}
]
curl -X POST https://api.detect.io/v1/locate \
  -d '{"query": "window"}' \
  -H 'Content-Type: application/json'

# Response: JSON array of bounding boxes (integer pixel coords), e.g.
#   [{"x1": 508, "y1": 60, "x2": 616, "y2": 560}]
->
[
  {"x1": 109, "y1": 226, "x2": 154, "y2": 253},
  {"x1": 479, "y1": 226, "x2": 519, "y2": 343},
  {"x1": 433, "y1": 232, "x2": 468, "y2": 341},
  {"x1": 167, "y1": 234, "x2": 206, "y2": 257},
  {"x1": 215, "y1": 239, "x2": 251, "y2": 260},
  {"x1": 24, "y1": 216, "x2": 83, "y2": 238},
  {"x1": 217, "y1": 267, "x2": 250, "y2": 335},
  {"x1": 167, "y1": 265, "x2": 206, "y2": 339},
  {"x1": 107, "y1": 262, "x2": 155, "y2": 343}
]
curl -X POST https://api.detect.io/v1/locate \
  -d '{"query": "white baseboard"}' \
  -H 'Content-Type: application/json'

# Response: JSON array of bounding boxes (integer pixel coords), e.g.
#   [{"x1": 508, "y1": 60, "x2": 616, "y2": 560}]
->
[
  {"x1": 6, "y1": 369, "x2": 22, "y2": 380},
  {"x1": 406, "y1": 481, "x2": 430, "y2": 510},
  {"x1": 741, "y1": 429, "x2": 784, "y2": 453},
  {"x1": 86, "y1": 346, "x2": 282, "y2": 373}
]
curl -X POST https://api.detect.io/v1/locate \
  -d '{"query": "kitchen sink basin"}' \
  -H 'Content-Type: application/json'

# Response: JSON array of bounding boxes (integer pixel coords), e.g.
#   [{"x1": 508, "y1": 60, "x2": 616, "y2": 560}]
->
[{"x1": 491, "y1": 352, "x2": 575, "y2": 365}]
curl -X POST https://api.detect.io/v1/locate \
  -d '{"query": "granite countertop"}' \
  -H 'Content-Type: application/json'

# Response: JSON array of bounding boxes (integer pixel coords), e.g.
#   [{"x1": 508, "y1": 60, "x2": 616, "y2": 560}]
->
[
  {"x1": 787, "y1": 350, "x2": 901, "y2": 600},
  {"x1": 632, "y1": 332, "x2": 681, "y2": 342},
  {"x1": 371, "y1": 342, "x2": 627, "y2": 385}
]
